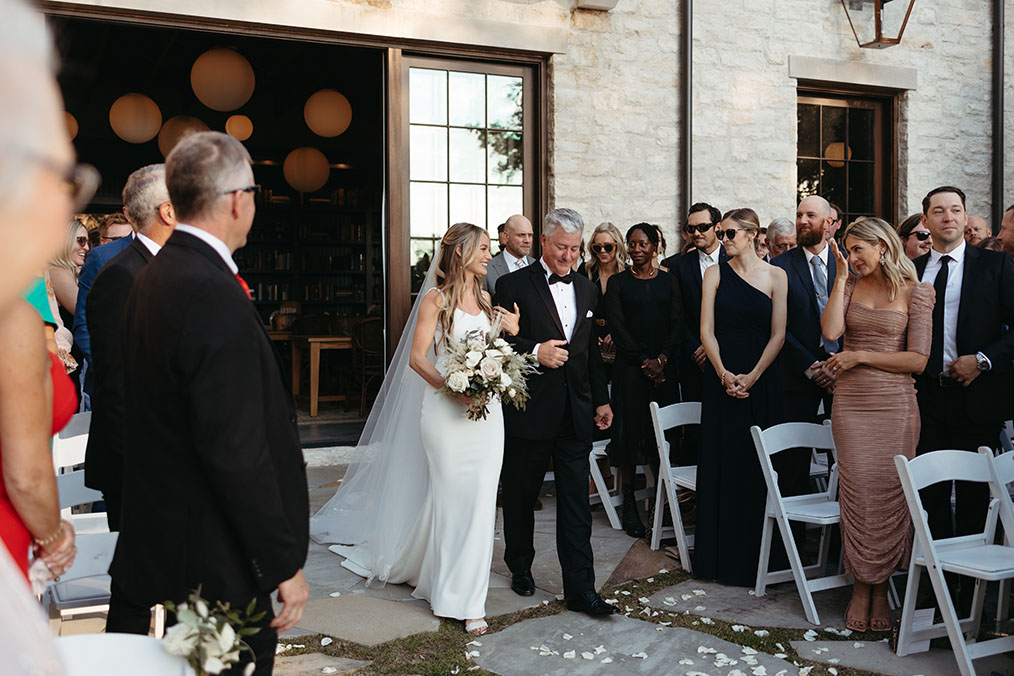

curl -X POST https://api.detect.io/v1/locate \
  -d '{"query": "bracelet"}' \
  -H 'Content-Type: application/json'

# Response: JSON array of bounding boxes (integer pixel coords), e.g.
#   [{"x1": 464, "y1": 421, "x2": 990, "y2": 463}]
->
[{"x1": 34, "y1": 521, "x2": 64, "y2": 549}]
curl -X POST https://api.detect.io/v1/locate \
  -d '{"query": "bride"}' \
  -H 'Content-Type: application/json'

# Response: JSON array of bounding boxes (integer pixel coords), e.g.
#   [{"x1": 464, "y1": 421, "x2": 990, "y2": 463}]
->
[{"x1": 311, "y1": 222, "x2": 519, "y2": 635}]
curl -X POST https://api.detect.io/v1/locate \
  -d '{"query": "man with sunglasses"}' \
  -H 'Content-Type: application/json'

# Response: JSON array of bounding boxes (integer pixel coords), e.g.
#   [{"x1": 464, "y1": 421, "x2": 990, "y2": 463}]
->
[{"x1": 483, "y1": 213, "x2": 534, "y2": 296}]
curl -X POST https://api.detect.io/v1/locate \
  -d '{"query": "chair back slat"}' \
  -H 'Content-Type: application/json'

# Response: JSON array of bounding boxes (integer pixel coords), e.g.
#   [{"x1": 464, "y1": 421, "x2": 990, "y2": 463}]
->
[
  {"x1": 991, "y1": 449, "x2": 1014, "y2": 486},
  {"x1": 52, "y1": 413, "x2": 91, "y2": 472},
  {"x1": 902, "y1": 449, "x2": 992, "y2": 490},
  {"x1": 58, "y1": 531, "x2": 118, "y2": 583},
  {"x1": 652, "y1": 401, "x2": 701, "y2": 431},
  {"x1": 57, "y1": 471, "x2": 103, "y2": 511},
  {"x1": 753, "y1": 421, "x2": 835, "y2": 456}
]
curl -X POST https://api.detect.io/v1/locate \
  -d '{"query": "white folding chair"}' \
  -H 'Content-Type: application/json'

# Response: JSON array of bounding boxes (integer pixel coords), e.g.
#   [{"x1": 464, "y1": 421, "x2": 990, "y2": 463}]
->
[
  {"x1": 980, "y1": 448, "x2": 1014, "y2": 625},
  {"x1": 647, "y1": 401, "x2": 699, "y2": 573},
  {"x1": 588, "y1": 440, "x2": 655, "y2": 530},
  {"x1": 895, "y1": 449, "x2": 1014, "y2": 676},
  {"x1": 57, "y1": 470, "x2": 107, "y2": 535},
  {"x1": 48, "y1": 529, "x2": 118, "y2": 630},
  {"x1": 752, "y1": 420, "x2": 851, "y2": 625},
  {"x1": 56, "y1": 633, "x2": 193, "y2": 676},
  {"x1": 52, "y1": 411, "x2": 91, "y2": 473}
]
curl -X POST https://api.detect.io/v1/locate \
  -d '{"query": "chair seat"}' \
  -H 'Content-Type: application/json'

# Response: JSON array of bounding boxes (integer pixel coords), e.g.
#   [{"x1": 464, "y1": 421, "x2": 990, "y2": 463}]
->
[
  {"x1": 779, "y1": 498, "x2": 840, "y2": 525},
  {"x1": 669, "y1": 465, "x2": 697, "y2": 490},
  {"x1": 919, "y1": 544, "x2": 1014, "y2": 580},
  {"x1": 56, "y1": 633, "x2": 194, "y2": 676},
  {"x1": 591, "y1": 440, "x2": 609, "y2": 457},
  {"x1": 51, "y1": 574, "x2": 111, "y2": 609},
  {"x1": 809, "y1": 460, "x2": 827, "y2": 477}
]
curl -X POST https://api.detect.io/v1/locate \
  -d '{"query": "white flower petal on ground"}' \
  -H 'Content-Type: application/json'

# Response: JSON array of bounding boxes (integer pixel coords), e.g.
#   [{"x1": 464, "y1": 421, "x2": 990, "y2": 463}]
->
[
  {"x1": 798, "y1": 667, "x2": 813, "y2": 676},
  {"x1": 774, "y1": 671, "x2": 787, "y2": 676},
  {"x1": 563, "y1": 650, "x2": 575, "y2": 659},
  {"x1": 601, "y1": 657, "x2": 613, "y2": 664},
  {"x1": 752, "y1": 666, "x2": 767, "y2": 676},
  {"x1": 582, "y1": 652, "x2": 594, "y2": 660},
  {"x1": 647, "y1": 577, "x2": 655, "y2": 582},
  {"x1": 681, "y1": 593, "x2": 693, "y2": 600},
  {"x1": 467, "y1": 666, "x2": 480, "y2": 672},
  {"x1": 450, "y1": 668, "x2": 460, "y2": 675},
  {"x1": 466, "y1": 640, "x2": 481, "y2": 647},
  {"x1": 741, "y1": 647, "x2": 758, "y2": 655},
  {"x1": 466, "y1": 650, "x2": 480, "y2": 658},
  {"x1": 562, "y1": 634, "x2": 573, "y2": 640},
  {"x1": 693, "y1": 590, "x2": 707, "y2": 596},
  {"x1": 321, "y1": 669, "x2": 338, "y2": 675},
  {"x1": 697, "y1": 646, "x2": 717, "y2": 655},
  {"x1": 828, "y1": 669, "x2": 837, "y2": 676},
  {"x1": 742, "y1": 656, "x2": 759, "y2": 666},
  {"x1": 594, "y1": 645, "x2": 606, "y2": 654},
  {"x1": 638, "y1": 597, "x2": 650, "y2": 604},
  {"x1": 632, "y1": 652, "x2": 647, "y2": 659},
  {"x1": 748, "y1": 590, "x2": 756, "y2": 595},
  {"x1": 694, "y1": 605, "x2": 706, "y2": 611},
  {"x1": 663, "y1": 596, "x2": 678, "y2": 606},
  {"x1": 828, "y1": 658, "x2": 839, "y2": 664},
  {"x1": 802, "y1": 630, "x2": 818, "y2": 641},
  {"x1": 774, "y1": 653, "x2": 787, "y2": 659},
  {"x1": 732, "y1": 625, "x2": 746, "y2": 632},
  {"x1": 620, "y1": 590, "x2": 631, "y2": 595},
  {"x1": 776, "y1": 643, "x2": 785, "y2": 651},
  {"x1": 328, "y1": 591, "x2": 342, "y2": 597},
  {"x1": 727, "y1": 671, "x2": 746, "y2": 676},
  {"x1": 319, "y1": 637, "x2": 333, "y2": 647},
  {"x1": 659, "y1": 621, "x2": 671, "y2": 626},
  {"x1": 700, "y1": 617, "x2": 714, "y2": 624},
  {"x1": 754, "y1": 630, "x2": 770, "y2": 637},
  {"x1": 852, "y1": 642, "x2": 864, "y2": 649},
  {"x1": 604, "y1": 598, "x2": 619, "y2": 605}
]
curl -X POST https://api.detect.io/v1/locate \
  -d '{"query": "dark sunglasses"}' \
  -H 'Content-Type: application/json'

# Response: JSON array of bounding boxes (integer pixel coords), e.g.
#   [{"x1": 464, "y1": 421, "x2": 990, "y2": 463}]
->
[
  {"x1": 591, "y1": 243, "x2": 615, "y2": 254},
  {"x1": 75, "y1": 236, "x2": 89, "y2": 247},
  {"x1": 908, "y1": 231, "x2": 931, "y2": 241},
  {"x1": 222, "y1": 184, "x2": 261, "y2": 196},
  {"x1": 684, "y1": 222, "x2": 715, "y2": 235},
  {"x1": 715, "y1": 228, "x2": 743, "y2": 241}
]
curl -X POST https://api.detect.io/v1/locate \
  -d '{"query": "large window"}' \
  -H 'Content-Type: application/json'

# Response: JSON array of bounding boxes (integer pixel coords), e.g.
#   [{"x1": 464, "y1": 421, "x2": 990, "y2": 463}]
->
[{"x1": 797, "y1": 91, "x2": 895, "y2": 226}]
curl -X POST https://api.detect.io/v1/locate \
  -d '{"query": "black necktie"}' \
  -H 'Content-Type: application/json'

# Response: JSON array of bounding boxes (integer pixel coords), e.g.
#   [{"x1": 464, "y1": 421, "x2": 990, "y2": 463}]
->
[
  {"x1": 548, "y1": 272, "x2": 573, "y2": 285},
  {"x1": 928, "y1": 255, "x2": 951, "y2": 376}
]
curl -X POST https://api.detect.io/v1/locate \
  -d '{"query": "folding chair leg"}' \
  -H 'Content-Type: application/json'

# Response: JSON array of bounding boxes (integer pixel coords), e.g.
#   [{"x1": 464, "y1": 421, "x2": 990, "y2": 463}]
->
[
  {"x1": 927, "y1": 566, "x2": 977, "y2": 676},
  {"x1": 670, "y1": 487, "x2": 693, "y2": 575},
  {"x1": 998, "y1": 579, "x2": 1010, "y2": 625},
  {"x1": 776, "y1": 514, "x2": 821, "y2": 625},
  {"x1": 754, "y1": 513, "x2": 775, "y2": 597},
  {"x1": 968, "y1": 578, "x2": 986, "y2": 641},
  {"x1": 896, "y1": 564, "x2": 922, "y2": 657},
  {"x1": 650, "y1": 479, "x2": 665, "y2": 551},
  {"x1": 589, "y1": 450, "x2": 621, "y2": 530},
  {"x1": 815, "y1": 524, "x2": 831, "y2": 572}
]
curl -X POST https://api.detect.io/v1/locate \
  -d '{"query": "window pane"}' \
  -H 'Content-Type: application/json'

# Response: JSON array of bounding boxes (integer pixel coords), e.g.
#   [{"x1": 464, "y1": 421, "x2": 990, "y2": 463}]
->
[
  {"x1": 449, "y1": 128, "x2": 486, "y2": 183},
  {"x1": 449, "y1": 184, "x2": 486, "y2": 229},
  {"x1": 797, "y1": 158, "x2": 820, "y2": 203},
  {"x1": 821, "y1": 106, "x2": 846, "y2": 158},
  {"x1": 820, "y1": 160, "x2": 846, "y2": 209},
  {"x1": 797, "y1": 104, "x2": 819, "y2": 158},
  {"x1": 848, "y1": 162, "x2": 874, "y2": 214},
  {"x1": 409, "y1": 68, "x2": 447, "y2": 125},
  {"x1": 410, "y1": 181, "x2": 448, "y2": 238},
  {"x1": 487, "y1": 185, "x2": 523, "y2": 234},
  {"x1": 487, "y1": 130, "x2": 523, "y2": 185},
  {"x1": 410, "y1": 125, "x2": 447, "y2": 181},
  {"x1": 487, "y1": 75, "x2": 523, "y2": 130},
  {"x1": 410, "y1": 238, "x2": 436, "y2": 293},
  {"x1": 848, "y1": 108, "x2": 874, "y2": 161},
  {"x1": 448, "y1": 72, "x2": 485, "y2": 128}
]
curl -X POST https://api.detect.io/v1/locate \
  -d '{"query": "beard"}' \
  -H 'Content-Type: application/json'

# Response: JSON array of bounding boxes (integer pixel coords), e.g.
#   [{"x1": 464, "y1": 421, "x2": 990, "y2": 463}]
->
[{"x1": 798, "y1": 223, "x2": 825, "y2": 247}]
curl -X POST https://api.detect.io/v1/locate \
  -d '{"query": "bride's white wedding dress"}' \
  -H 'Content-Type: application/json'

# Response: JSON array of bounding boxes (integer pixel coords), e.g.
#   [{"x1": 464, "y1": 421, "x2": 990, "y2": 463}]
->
[{"x1": 319, "y1": 304, "x2": 503, "y2": 621}]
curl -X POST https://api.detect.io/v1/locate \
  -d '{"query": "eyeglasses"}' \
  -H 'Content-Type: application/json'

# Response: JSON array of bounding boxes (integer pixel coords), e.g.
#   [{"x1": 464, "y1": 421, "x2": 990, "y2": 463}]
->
[
  {"x1": 222, "y1": 185, "x2": 261, "y2": 196},
  {"x1": 28, "y1": 155, "x2": 100, "y2": 211},
  {"x1": 715, "y1": 228, "x2": 743, "y2": 241},
  {"x1": 591, "y1": 243, "x2": 614, "y2": 254},
  {"x1": 908, "y1": 231, "x2": 931, "y2": 241},
  {"x1": 684, "y1": 222, "x2": 715, "y2": 235},
  {"x1": 75, "y1": 236, "x2": 89, "y2": 247}
]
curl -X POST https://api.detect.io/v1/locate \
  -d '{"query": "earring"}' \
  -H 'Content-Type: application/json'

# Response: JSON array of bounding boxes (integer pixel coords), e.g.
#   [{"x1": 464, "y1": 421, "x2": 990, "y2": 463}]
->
[{"x1": 880, "y1": 252, "x2": 886, "y2": 266}]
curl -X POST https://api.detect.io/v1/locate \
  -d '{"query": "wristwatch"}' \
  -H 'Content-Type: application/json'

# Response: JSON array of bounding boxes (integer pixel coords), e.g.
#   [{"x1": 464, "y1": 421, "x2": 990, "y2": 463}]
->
[{"x1": 975, "y1": 351, "x2": 991, "y2": 372}]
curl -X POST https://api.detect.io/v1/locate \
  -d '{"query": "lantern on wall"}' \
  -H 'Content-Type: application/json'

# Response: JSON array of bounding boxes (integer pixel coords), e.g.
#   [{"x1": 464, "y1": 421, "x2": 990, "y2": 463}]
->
[
  {"x1": 109, "y1": 93, "x2": 162, "y2": 143},
  {"x1": 840, "y1": 0, "x2": 916, "y2": 49},
  {"x1": 190, "y1": 48, "x2": 256, "y2": 112},
  {"x1": 158, "y1": 115, "x2": 210, "y2": 157},
  {"x1": 64, "y1": 112, "x2": 78, "y2": 141},
  {"x1": 283, "y1": 147, "x2": 330, "y2": 193},
  {"x1": 303, "y1": 89, "x2": 352, "y2": 138},
  {"x1": 225, "y1": 114, "x2": 253, "y2": 141}
]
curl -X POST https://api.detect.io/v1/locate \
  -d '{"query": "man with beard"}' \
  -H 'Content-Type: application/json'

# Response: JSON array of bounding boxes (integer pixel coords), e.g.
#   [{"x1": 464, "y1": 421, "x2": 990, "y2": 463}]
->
[{"x1": 771, "y1": 195, "x2": 842, "y2": 499}]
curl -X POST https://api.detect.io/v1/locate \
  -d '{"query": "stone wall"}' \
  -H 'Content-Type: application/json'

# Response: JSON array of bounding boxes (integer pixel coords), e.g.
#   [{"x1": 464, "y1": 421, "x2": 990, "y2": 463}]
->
[
  {"x1": 1005, "y1": 1, "x2": 1014, "y2": 218},
  {"x1": 692, "y1": 0, "x2": 995, "y2": 227}
]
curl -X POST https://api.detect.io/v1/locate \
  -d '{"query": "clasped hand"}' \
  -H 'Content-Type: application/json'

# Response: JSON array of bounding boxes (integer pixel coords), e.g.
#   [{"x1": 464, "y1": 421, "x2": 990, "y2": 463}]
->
[{"x1": 723, "y1": 372, "x2": 755, "y2": 399}]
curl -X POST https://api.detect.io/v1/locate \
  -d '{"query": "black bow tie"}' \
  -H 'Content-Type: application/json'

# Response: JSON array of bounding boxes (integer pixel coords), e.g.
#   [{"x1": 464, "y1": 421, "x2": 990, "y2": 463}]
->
[{"x1": 548, "y1": 272, "x2": 573, "y2": 285}]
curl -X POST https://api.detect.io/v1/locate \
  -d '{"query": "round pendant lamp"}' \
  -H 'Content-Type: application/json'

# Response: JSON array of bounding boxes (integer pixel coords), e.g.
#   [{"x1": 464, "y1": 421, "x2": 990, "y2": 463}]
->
[
  {"x1": 824, "y1": 142, "x2": 852, "y2": 168},
  {"x1": 190, "y1": 48, "x2": 256, "y2": 112},
  {"x1": 64, "y1": 112, "x2": 78, "y2": 141},
  {"x1": 283, "y1": 147, "x2": 330, "y2": 193},
  {"x1": 109, "y1": 93, "x2": 162, "y2": 143},
  {"x1": 158, "y1": 115, "x2": 210, "y2": 158},
  {"x1": 303, "y1": 89, "x2": 352, "y2": 138},
  {"x1": 225, "y1": 114, "x2": 253, "y2": 141}
]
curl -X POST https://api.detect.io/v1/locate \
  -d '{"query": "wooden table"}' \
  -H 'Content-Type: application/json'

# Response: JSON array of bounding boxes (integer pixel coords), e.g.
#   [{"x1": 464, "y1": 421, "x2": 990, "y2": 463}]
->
[{"x1": 290, "y1": 335, "x2": 353, "y2": 417}]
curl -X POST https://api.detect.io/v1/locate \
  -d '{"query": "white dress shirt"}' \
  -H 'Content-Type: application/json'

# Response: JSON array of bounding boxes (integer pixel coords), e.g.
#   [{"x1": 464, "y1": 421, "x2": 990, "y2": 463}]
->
[
  {"x1": 802, "y1": 241, "x2": 830, "y2": 270},
  {"x1": 136, "y1": 232, "x2": 162, "y2": 256},
  {"x1": 530, "y1": 259, "x2": 577, "y2": 360},
  {"x1": 921, "y1": 239, "x2": 966, "y2": 368},
  {"x1": 697, "y1": 246, "x2": 720, "y2": 279},
  {"x1": 175, "y1": 224, "x2": 238, "y2": 274},
  {"x1": 503, "y1": 249, "x2": 527, "y2": 271}
]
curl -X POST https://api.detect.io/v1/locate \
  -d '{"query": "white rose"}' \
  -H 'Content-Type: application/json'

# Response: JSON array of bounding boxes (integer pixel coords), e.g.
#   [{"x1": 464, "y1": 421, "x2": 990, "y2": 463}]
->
[
  {"x1": 479, "y1": 357, "x2": 502, "y2": 381},
  {"x1": 508, "y1": 388, "x2": 517, "y2": 398},
  {"x1": 485, "y1": 348, "x2": 505, "y2": 362},
  {"x1": 202, "y1": 655, "x2": 227, "y2": 674},
  {"x1": 163, "y1": 623, "x2": 200, "y2": 656},
  {"x1": 499, "y1": 373, "x2": 512, "y2": 388},
  {"x1": 464, "y1": 350, "x2": 482, "y2": 368},
  {"x1": 494, "y1": 338, "x2": 508, "y2": 349},
  {"x1": 446, "y1": 371, "x2": 469, "y2": 393},
  {"x1": 467, "y1": 338, "x2": 485, "y2": 352},
  {"x1": 499, "y1": 344, "x2": 514, "y2": 356}
]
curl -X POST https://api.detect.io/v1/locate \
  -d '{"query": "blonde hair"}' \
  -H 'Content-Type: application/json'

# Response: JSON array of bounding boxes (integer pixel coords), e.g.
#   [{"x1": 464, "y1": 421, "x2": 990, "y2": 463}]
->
[
  {"x1": 842, "y1": 216, "x2": 918, "y2": 301},
  {"x1": 585, "y1": 221, "x2": 626, "y2": 278},
  {"x1": 49, "y1": 219, "x2": 85, "y2": 279},
  {"x1": 434, "y1": 222, "x2": 494, "y2": 346}
]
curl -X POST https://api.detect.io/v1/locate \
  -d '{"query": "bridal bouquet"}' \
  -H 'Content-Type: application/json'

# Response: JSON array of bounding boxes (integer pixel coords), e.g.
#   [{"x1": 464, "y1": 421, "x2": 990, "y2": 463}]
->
[
  {"x1": 438, "y1": 323, "x2": 538, "y2": 421},
  {"x1": 162, "y1": 588, "x2": 265, "y2": 676}
]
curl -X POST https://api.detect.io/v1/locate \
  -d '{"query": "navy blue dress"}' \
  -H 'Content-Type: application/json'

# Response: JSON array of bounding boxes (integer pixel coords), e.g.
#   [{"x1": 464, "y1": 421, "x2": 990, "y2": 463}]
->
[{"x1": 694, "y1": 260, "x2": 784, "y2": 586}]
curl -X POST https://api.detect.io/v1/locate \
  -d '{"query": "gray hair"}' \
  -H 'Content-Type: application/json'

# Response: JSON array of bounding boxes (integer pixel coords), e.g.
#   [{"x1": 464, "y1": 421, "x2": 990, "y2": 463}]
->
[
  {"x1": 166, "y1": 131, "x2": 251, "y2": 223},
  {"x1": 767, "y1": 217, "x2": 795, "y2": 240},
  {"x1": 544, "y1": 208, "x2": 584, "y2": 237},
  {"x1": 122, "y1": 164, "x2": 169, "y2": 232},
  {"x1": 0, "y1": 0, "x2": 59, "y2": 209}
]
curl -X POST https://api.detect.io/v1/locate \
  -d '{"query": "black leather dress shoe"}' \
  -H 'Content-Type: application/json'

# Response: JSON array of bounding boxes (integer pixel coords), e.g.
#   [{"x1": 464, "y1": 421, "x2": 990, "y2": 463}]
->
[
  {"x1": 511, "y1": 571, "x2": 535, "y2": 596},
  {"x1": 566, "y1": 591, "x2": 619, "y2": 616}
]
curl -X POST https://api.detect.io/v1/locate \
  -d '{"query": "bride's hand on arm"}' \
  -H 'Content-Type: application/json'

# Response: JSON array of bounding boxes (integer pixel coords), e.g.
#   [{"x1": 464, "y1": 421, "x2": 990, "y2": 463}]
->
[
  {"x1": 494, "y1": 303, "x2": 520, "y2": 336},
  {"x1": 409, "y1": 289, "x2": 448, "y2": 391}
]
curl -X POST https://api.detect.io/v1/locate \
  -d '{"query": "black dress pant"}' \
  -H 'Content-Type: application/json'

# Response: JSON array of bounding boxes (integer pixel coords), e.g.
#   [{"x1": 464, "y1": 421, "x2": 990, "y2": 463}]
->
[
  {"x1": 778, "y1": 387, "x2": 831, "y2": 497},
  {"x1": 102, "y1": 489, "x2": 122, "y2": 532},
  {"x1": 502, "y1": 423, "x2": 596, "y2": 597},
  {"x1": 678, "y1": 354, "x2": 704, "y2": 466},
  {"x1": 106, "y1": 579, "x2": 151, "y2": 635},
  {"x1": 225, "y1": 594, "x2": 277, "y2": 676}
]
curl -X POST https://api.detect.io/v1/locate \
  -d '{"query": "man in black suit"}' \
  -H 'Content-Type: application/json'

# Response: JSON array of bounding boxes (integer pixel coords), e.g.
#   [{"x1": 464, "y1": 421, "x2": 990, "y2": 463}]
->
[
  {"x1": 914, "y1": 186, "x2": 1014, "y2": 540},
  {"x1": 771, "y1": 195, "x2": 842, "y2": 497},
  {"x1": 669, "y1": 203, "x2": 725, "y2": 462},
  {"x1": 85, "y1": 164, "x2": 176, "y2": 532},
  {"x1": 494, "y1": 207, "x2": 616, "y2": 616},
  {"x1": 109, "y1": 132, "x2": 308, "y2": 675}
]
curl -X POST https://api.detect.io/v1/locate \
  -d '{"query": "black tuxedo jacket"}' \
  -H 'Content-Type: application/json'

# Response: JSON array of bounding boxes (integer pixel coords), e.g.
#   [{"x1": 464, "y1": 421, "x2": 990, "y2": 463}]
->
[
  {"x1": 494, "y1": 262, "x2": 609, "y2": 443},
  {"x1": 771, "y1": 246, "x2": 842, "y2": 393},
  {"x1": 84, "y1": 237, "x2": 153, "y2": 495},
  {"x1": 913, "y1": 246, "x2": 1014, "y2": 423},
  {"x1": 111, "y1": 230, "x2": 308, "y2": 608},
  {"x1": 670, "y1": 247, "x2": 728, "y2": 352}
]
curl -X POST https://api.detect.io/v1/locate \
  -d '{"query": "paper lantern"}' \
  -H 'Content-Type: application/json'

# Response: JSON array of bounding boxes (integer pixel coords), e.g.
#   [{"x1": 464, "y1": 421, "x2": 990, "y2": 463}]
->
[
  {"x1": 283, "y1": 147, "x2": 330, "y2": 193},
  {"x1": 190, "y1": 48, "x2": 255, "y2": 112},
  {"x1": 824, "y1": 142, "x2": 852, "y2": 168},
  {"x1": 225, "y1": 114, "x2": 253, "y2": 141},
  {"x1": 109, "y1": 93, "x2": 162, "y2": 143},
  {"x1": 64, "y1": 112, "x2": 78, "y2": 141},
  {"x1": 158, "y1": 115, "x2": 210, "y2": 158},
  {"x1": 303, "y1": 89, "x2": 352, "y2": 138}
]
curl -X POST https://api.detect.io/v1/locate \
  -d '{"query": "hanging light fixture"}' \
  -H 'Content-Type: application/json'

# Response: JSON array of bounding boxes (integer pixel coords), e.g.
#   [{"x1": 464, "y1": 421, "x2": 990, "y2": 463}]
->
[
  {"x1": 283, "y1": 147, "x2": 330, "y2": 193},
  {"x1": 64, "y1": 112, "x2": 78, "y2": 141},
  {"x1": 225, "y1": 114, "x2": 253, "y2": 141},
  {"x1": 824, "y1": 142, "x2": 852, "y2": 168},
  {"x1": 158, "y1": 115, "x2": 210, "y2": 158},
  {"x1": 109, "y1": 93, "x2": 162, "y2": 143},
  {"x1": 190, "y1": 48, "x2": 256, "y2": 112},
  {"x1": 304, "y1": 89, "x2": 352, "y2": 138},
  {"x1": 840, "y1": 0, "x2": 916, "y2": 49}
]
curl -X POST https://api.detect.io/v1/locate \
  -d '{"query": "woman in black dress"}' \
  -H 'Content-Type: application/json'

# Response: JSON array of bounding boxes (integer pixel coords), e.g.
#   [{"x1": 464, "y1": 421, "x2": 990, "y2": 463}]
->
[
  {"x1": 604, "y1": 223, "x2": 683, "y2": 537},
  {"x1": 696, "y1": 208, "x2": 787, "y2": 585}
]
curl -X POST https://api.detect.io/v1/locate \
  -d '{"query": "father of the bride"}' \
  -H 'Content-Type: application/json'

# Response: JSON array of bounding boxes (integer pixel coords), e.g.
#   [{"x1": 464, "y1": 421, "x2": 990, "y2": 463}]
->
[{"x1": 494, "y1": 207, "x2": 616, "y2": 616}]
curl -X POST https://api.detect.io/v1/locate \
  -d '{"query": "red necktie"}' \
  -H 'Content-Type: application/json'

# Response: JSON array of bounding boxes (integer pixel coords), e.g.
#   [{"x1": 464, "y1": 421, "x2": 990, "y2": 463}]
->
[{"x1": 235, "y1": 273, "x2": 253, "y2": 300}]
